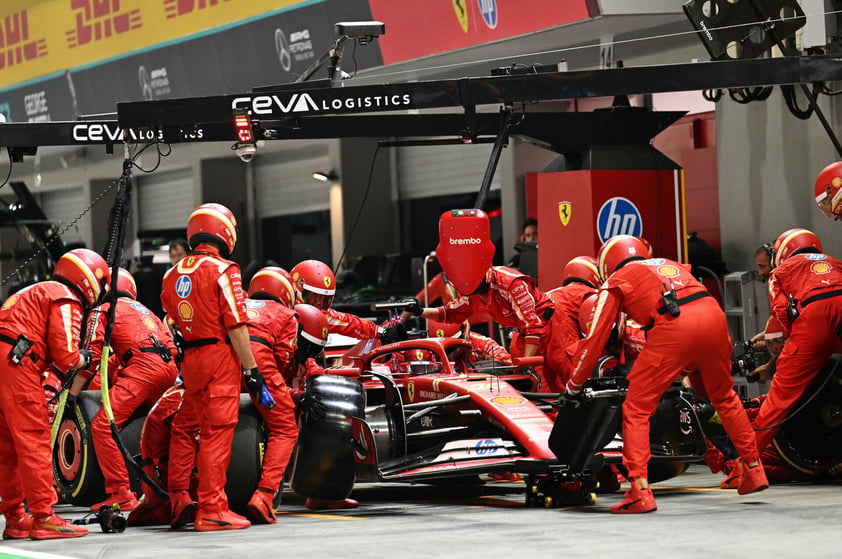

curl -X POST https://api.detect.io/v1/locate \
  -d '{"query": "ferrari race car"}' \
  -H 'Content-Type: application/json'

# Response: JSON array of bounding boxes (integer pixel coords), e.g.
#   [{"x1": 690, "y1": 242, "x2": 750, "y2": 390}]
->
[{"x1": 289, "y1": 329, "x2": 710, "y2": 507}]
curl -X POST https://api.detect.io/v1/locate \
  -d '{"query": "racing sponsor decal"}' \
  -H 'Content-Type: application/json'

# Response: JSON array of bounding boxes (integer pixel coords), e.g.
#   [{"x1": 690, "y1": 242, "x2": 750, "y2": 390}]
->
[
  {"x1": 246, "y1": 309, "x2": 260, "y2": 319},
  {"x1": 477, "y1": 0, "x2": 498, "y2": 30},
  {"x1": 656, "y1": 264, "x2": 681, "y2": 278},
  {"x1": 274, "y1": 28, "x2": 292, "y2": 72},
  {"x1": 418, "y1": 390, "x2": 445, "y2": 400},
  {"x1": 246, "y1": 300, "x2": 266, "y2": 309},
  {"x1": 324, "y1": 275, "x2": 332, "y2": 289},
  {"x1": 142, "y1": 316, "x2": 157, "y2": 330},
  {"x1": 491, "y1": 396, "x2": 525, "y2": 405},
  {"x1": 558, "y1": 201, "x2": 571, "y2": 227},
  {"x1": 680, "y1": 409, "x2": 692, "y2": 435},
  {"x1": 452, "y1": 0, "x2": 469, "y2": 33},
  {"x1": 175, "y1": 276, "x2": 192, "y2": 298},
  {"x1": 24, "y1": 90, "x2": 50, "y2": 122},
  {"x1": 642, "y1": 258, "x2": 666, "y2": 265},
  {"x1": 66, "y1": 1, "x2": 142, "y2": 48},
  {"x1": 177, "y1": 300, "x2": 194, "y2": 322},
  {"x1": 0, "y1": 9, "x2": 48, "y2": 72},
  {"x1": 164, "y1": 0, "x2": 234, "y2": 19},
  {"x1": 596, "y1": 197, "x2": 643, "y2": 243},
  {"x1": 805, "y1": 254, "x2": 828, "y2": 261},
  {"x1": 1, "y1": 295, "x2": 19, "y2": 310},
  {"x1": 407, "y1": 381, "x2": 415, "y2": 403},
  {"x1": 231, "y1": 93, "x2": 413, "y2": 116},
  {"x1": 138, "y1": 65, "x2": 171, "y2": 100},
  {"x1": 131, "y1": 302, "x2": 150, "y2": 315},
  {"x1": 811, "y1": 261, "x2": 833, "y2": 274},
  {"x1": 71, "y1": 123, "x2": 204, "y2": 143},
  {"x1": 474, "y1": 439, "x2": 498, "y2": 455}
]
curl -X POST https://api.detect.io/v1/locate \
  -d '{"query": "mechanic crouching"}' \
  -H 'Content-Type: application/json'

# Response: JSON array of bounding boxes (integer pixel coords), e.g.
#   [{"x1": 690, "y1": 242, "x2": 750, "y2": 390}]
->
[
  {"x1": 79, "y1": 268, "x2": 178, "y2": 513},
  {"x1": 751, "y1": 229, "x2": 842, "y2": 451},
  {"x1": 563, "y1": 235, "x2": 768, "y2": 513},
  {"x1": 0, "y1": 248, "x2": 110, "y2": 539}
]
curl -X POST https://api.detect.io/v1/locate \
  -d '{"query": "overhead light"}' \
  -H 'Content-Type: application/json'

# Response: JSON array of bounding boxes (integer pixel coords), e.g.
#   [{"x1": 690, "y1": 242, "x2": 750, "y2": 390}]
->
[{"x1": 313, "y1": 170, "x2": 339, "y2": 182}]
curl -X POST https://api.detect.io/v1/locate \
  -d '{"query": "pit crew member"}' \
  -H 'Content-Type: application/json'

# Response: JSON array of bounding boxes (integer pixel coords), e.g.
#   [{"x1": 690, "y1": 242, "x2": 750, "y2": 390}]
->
[
  {"x1": 0, "y1": 248, "x2": 109, "y2": 539},
  {"x1": 563, "y1": 235, "x2": 767, "y2": 513}
]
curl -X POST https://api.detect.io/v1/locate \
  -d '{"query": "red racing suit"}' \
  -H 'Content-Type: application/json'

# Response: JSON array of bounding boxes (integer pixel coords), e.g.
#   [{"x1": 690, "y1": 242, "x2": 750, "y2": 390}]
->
[
  {"x1": 137, "y1": 384, "x2": 186, "y2": 503},
  {"x1": 434, "y1": 267, "x2": 552, "y2": 353},
  {"x1": 542, "y1": 283, "x2": 596, "y2": 392},
  {"x1": 161, "y1": 245, "x2": 248, "y2": 513},
  {"x1": 465, "y1": 331, "x2": 512, "y2": 364},
  {"x1": 0, "y1": 281, "x2": 85, "y2": 519},
  {"x1": 326, "y1": 307, "x2": 379, "y2": 340},
  {"x1": 566, "y1": 259, "x2": 759, "y2": 480},
  {"x1": 753, "y1": 252, "x2": 842, "y2": 450},
  {"x1": 243, "y1": 298, "x2": 299, "y2": 492},
  {"x1": 86, "y1": 297, "x2": 179, "y2": 494}
]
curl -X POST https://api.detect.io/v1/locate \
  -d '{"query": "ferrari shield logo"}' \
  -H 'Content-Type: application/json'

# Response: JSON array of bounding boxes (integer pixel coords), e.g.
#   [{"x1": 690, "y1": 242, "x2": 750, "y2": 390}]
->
[
  {"x1": 407, "y1": 381, "x2": 415, "y2": 403},
  {"x1": 558, "y1": 201, "x2": 571, "y2": 227},
  {"x1": 452, "y1": 0, "x2": 469, "y2": 33}
]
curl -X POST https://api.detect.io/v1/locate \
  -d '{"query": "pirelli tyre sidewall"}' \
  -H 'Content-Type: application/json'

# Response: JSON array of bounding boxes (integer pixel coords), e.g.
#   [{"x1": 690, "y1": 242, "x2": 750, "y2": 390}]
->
[
  {"x1": 290, "y1": 374, "x2": 366, "y2": 500},
  {"x1": 225, "y1": 394, "x2": 268, "y2": 515},
  {"x1": 52, "y1": 390, "x2": 145, "y2": 506}
]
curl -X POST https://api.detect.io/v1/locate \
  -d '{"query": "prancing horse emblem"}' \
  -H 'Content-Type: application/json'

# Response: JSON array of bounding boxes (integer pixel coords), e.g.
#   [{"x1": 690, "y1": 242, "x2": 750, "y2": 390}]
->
[{"x1": 559, "y1": 201, "x2": 571, "y2": 227}]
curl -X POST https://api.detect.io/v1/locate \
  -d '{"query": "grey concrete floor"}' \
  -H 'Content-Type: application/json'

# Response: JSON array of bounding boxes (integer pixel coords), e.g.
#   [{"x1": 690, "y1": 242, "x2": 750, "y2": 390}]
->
[{"x1": 1, "y1": 465, "x2": 839, "y2": 559}]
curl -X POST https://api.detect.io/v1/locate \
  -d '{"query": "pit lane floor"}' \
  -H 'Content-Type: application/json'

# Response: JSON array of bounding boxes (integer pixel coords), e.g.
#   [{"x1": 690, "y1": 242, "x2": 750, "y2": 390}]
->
[{"x1": 2, "y1": 465, "x2": 839, "y2": 559}]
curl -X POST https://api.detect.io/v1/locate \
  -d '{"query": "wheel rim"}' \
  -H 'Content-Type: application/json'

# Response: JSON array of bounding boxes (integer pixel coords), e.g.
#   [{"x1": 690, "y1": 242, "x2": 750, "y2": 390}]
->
[{"x1": 57, "y1": 419, "x2": 82, "y2": 481}]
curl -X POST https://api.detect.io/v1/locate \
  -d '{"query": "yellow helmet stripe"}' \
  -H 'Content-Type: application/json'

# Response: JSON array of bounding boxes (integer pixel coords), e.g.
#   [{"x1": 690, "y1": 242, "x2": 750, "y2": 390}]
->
[
  {"x1": 570, "y1": 257, "x2": 600, "y2": 279},
  {"x1": 777, "y1": 229, "x2": 809, "y2": 266},
  {"x1": 255, "y1": 270, "x2": 295, "y2": 303},
  {"x1": 598, "y1": 236, "x2": 630, "y2": 276},
  {"x1": 63, "y1": 252, "x2": 101, "y2": 299},
  {"x1": 190, "y1": 207, "x2": 237, "y2": 244}
]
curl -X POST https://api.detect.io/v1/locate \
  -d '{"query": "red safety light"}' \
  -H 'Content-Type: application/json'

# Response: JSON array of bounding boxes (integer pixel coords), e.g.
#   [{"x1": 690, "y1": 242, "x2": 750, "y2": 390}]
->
[{"x1": 234, "y1": 111, "x2": 253, "y2": 144}]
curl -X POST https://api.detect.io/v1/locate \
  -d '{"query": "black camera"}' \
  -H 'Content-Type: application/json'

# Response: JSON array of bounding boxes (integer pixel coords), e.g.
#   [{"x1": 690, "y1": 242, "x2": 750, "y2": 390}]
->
[
  {"x1": 730, "y1": 340, "x2": 770, "y2": 382},
  {"x1": 72, "y1": 505, "x2": 127, "y2": 533}
]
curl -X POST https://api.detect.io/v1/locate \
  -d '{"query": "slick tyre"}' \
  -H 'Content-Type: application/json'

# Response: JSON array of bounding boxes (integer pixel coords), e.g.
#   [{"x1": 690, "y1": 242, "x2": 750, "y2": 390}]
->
[
  {"x1": 52, "y1": 390, "x2": 146, "y2": 506},
  {"x1": 224, "y1": 394, "x2": 267, "y2": 516},
  {"x1": 290, "y1": 375, "x2": 366, "y2": 500},
  {"x1": 773, "y1": 356, "x2": 842, "y2": 480}
]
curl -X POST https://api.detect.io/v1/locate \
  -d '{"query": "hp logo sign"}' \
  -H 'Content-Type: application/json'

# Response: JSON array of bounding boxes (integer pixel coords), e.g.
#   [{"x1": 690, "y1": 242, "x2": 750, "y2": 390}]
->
[{"x1": 596, "y1": 197, "x2": 643, "y2": 243}]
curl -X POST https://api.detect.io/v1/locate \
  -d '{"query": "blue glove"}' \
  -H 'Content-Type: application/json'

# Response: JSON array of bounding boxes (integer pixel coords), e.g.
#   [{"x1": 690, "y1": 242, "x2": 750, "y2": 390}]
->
[{"x1": 243, "y1": 368, "x2": 276, "y2": 410}]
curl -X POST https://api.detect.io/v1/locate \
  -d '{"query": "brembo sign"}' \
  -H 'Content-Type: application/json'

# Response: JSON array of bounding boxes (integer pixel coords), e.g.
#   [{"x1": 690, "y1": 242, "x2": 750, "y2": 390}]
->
[{"x1": 231, "y1": 92, "x2": 413, "y2": 116}]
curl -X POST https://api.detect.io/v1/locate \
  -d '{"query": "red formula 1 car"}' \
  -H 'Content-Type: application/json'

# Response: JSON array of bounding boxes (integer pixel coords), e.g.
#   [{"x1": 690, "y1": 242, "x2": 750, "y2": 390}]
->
[{"x1": 289, "y1": 303, "x2": 709, "y2": 507}]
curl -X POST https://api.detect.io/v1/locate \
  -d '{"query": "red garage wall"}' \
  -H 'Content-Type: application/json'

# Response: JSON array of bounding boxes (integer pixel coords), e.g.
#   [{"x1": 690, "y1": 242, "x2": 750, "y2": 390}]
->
[{"x1": 653, "y1": 112, "x2": 721, "y2": 255}]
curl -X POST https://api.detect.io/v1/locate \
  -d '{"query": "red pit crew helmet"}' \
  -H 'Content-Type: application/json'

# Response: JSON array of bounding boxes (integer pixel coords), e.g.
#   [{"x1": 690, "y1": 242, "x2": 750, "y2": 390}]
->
[
  {"x1": 597, "y1": 235, "x2": 650, "y2": 279},
  {"x1": 427, "y1": 320, "x2": 462, "y2": 339},
  {"x1": 53, "y1": 248, "x2": 111, "y2": 307},
  {"x1": 116, "y1": 267, "x2": 137, "y2": 299},
  {"x1": 814, "y1": 161, "x2": 842, "y2": 219},
  {"x1": 249, "y1": 266, "x2": 296, "y2": 308},
  {"x1": 436, "y1": 209, "x2": 495, "y2": 296},
  {"x1": 295, "y1": 303, "x2": 329, "y2": 358},
  {"x1": 578, "y1": 292, "x2": 599, "y2": 336},
  {"x1": 187, "y1": 203, "x2": 238, "y2": 257},
  {"x1": 563, "y1": 256, "x2": 601, "y2": 288},
  {"x1": 291, "y1": 260, "x2": 336, "y2": 310},
  {"x1": 772, "y1": 228, "x2": 823, "y2": 267}
]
